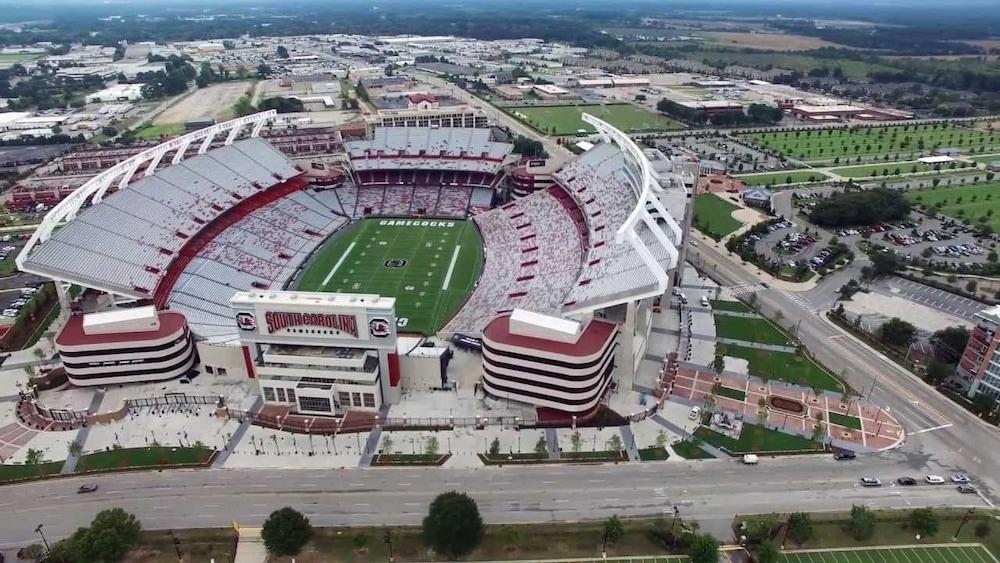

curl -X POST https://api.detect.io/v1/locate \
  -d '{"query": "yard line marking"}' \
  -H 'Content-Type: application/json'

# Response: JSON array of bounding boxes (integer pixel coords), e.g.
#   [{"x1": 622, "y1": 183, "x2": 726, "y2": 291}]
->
[
  {"x1": 441, "y1": 245, "x2": 461, "y2": 290},
  {"x1": 322, "y1": 241, "x2": 356, "y2": 286},
  {"x1": 909, "y1": 423, "x2": 954, "y2": 435}
]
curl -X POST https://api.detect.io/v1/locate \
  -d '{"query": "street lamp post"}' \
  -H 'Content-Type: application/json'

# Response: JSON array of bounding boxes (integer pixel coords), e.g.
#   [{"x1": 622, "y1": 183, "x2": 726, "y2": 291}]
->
[
  {"x1": 35, "y1": 524, "x2": 51, "y2": 553},
  {"x1": 953, "y1": 508, "x2": 975, "y2": 540},
  {"x1": 384, "y1": 528, "x2": 395, "y2": 562},
  {"x1": 168, "y1": 529, "x2": 182, "y2": 561}
]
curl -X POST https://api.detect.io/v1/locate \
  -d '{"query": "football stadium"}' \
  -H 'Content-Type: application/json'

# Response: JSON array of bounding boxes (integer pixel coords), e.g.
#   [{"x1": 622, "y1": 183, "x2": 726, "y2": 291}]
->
[{"x1": 16, "y1": 109, "x2": 696, "y2": 419}]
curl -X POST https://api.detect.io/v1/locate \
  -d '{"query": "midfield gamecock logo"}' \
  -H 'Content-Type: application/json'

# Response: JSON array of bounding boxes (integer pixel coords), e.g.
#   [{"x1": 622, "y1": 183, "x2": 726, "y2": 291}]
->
[{"x1": 384, "y1": 258, "x2": 407, "y2": 268}]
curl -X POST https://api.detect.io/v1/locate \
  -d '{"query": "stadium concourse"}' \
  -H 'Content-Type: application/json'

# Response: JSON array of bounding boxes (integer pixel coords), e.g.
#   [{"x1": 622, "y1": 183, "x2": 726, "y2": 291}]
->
[{"x1": 15, "y1": 110, "x2": 698, "y2": 424}]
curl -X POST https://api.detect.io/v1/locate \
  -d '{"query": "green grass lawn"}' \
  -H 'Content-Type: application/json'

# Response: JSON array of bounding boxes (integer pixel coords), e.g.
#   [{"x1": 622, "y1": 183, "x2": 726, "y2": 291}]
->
[
  {"x1": 682, "y1": 51, "x2": 894, "y2": 80},
  {"x1": 740, "y1": 124, "x2": 1000, "y2": 163},
  {"x1": 75, "y1": 447, "x2": 214, "y2": 472},
  {"x1": 830, "y1": 160, "x2": 971, "y2": 178},
  {"x1": 717, "y1": 342, "x2": 844, "y2": 392},
  {"x1": 136, "y1": 123, "x2": 184, "y2": 140},
  {"x1": 711, "y1": 299, "x2": 753, "y2": 313},
  {"x1": 296, "y1": 218, "x2": 483, "y2": 335},
  {"x1": 736, "y1": 170, "x2": 830, "y2": 186},
  {"x1": 0, "y1": 53, "x2": 43, "y2": 63},
  {"x1": 671, "y1": 440, "x2": 715, "y2": 459},
  {"x1": 905, "y1": 182, "x2": 1000, "y2": 231},
  {"x1": 638, "y1": 446, "x2": 670, "y2": 461},
  {"x1": 828, "y1": 411, "x2": 862, "y2": 431},
  {"x1": 714, "y1": 315, "x2": 792, "y2": 346},
  {"x1": 969, "y1": 153, "x2": 1000, "y2": 164},
  {"x1": 0, "y1": 461, "x2": 64, "y2": 483},
  {"x1": 693, "y1": 194, "x2": 743, "y2": 239},
  {"x1": 695, "y1": 423, "x2": 825, "y2": 455},
  {"x1": 779, "y1": 545, "x2": 995, "y2": 563},
  {"x1": 714, "y1": 385, "x2": 747, "y2": 402},
  {"x1": 509, "y1": 103, "x2": 683, "y2": 135},
  {"x1": 0, "y1": 253, "x2": 18, "y2": 276}
]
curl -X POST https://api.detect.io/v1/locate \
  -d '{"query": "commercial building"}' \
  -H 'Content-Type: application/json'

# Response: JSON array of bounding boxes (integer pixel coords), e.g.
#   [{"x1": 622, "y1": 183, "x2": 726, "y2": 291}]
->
[
  {"x1": 230, "y1": 291, "x2": 402, "y2": 416},
  {"x1": 957, "y1": 305, "x2": 1000, "y2": 400},
  {"x1": 365, "y1": 96, "x2": 489, "y2": 132},
  {"x1": 86, "y1": 84, "x2": 144, "y2": 103},
  {"x1": 54, "y1": 306, "x2": 196, "y2": 386},
  {"x1": 481, "y1": 309, "x2": 619, "y2": 413}
]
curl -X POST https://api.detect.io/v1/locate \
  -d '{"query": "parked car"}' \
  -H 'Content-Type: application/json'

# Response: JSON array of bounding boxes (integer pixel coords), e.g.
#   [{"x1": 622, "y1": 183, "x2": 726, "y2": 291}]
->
[
  {"x1": 952, "y1": 474, "x2": 970, "y2": 484},
  {"x1": 860, "y1": 477, "x2": 882, "y2": 487},
  {"x1": 77, "y1": 484, "x2": 98, "y2": 494},
  {"x1": 958, "y1": 484, "x2": 978, "y2": 494},
  {"x1": 896, "y1": 477, "x2": 917, "y2": 486},
  {"x1": 925, "y1": 475, "x2": 946, "y2": 484}
]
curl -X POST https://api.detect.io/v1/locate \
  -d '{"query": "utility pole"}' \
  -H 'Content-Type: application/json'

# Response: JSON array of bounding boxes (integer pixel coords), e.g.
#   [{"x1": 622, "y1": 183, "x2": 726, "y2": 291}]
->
[
  {"x1": 953, "y1": 508, "x2": 975, "y2": 540},
  {"x1": 35, "y1": 524, "x2": 51, "y2": 553},
  {"x1": 384, "y1": 528, "x2": 395, "y2": 562},
  {"x1": 168, "y1": 530, "x2": 182, "y2": 561}
]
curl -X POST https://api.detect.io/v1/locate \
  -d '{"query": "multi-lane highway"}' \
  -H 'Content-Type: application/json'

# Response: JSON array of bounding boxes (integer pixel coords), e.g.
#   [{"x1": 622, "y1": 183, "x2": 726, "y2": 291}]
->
[{"x1": 0, "y1": 451, "x2": 986, "y2": 549}]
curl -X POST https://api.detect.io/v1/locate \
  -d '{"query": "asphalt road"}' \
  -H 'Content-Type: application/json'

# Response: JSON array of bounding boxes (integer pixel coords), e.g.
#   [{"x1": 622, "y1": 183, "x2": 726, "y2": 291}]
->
[
  {"x1": 688, "y1": 240, "x2": 1000, "y2": 501},
  {"x1": 0, "y1": 452, "x2": 985, "y2": 550}
]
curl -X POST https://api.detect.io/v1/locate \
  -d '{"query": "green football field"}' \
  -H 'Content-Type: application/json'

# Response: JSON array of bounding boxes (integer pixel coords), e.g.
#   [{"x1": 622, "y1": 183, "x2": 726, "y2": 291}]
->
[
  {"x1": 296, "y1": 218, "x2": 483, "y2": 335},
  {"x1": 509, "y1": 103, "x2": 683, "y2": 135},
  {"x1": 780, "y1": 544, "x2": 997, "y2": 563}
]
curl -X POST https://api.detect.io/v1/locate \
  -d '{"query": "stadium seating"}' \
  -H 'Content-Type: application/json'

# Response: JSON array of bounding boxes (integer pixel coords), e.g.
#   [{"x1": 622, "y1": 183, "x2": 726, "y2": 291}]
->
[{"x1": 20, "y1": 138, "x2": 300, "y2": 296}]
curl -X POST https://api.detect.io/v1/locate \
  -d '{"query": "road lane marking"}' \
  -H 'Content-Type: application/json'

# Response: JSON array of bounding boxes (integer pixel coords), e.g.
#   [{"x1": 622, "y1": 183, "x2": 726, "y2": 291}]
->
[{"x1": 909, "y1": 423, "x2": 954, "y2": 435}]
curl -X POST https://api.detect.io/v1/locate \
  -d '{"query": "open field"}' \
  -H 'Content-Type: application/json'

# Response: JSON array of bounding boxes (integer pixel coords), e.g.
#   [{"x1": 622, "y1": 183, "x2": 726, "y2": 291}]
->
[
  {"x1": 681, "y1": 51, "x2": 894, "y2": 80},
  {"x1": 154, "y1": 81, "x2": 253, "y2": 124},
  {"x1": 829, "y1": 160, "x2": 972, "y2": 178},
  {"x1": 693, "y1": 194, "x2": 743, "y2": 239},
  {"x1": 716, "y1": 342, "x2": 844, "y2": 392},
  {"x1": 508, "y1": 103, "x2": 683, "y2": 135},
  {"x1": 296, "y1": 218, "x2": 483, "y2": 335},
  {"x1": 695, "y1": 423, "x2": 825, "y2": 454},
  {"x1": 714, "y1": 315, "x2": 792, "y2": 346},
  {"x1": 736, "y1": 170, "x2": 831, "y2": 186},
  {"x1": 701, "y1": 31, "x2": 847, "y2": 51},
  {"x1": 135, "y1": 122, "x2": 184, "y2": 140},
  {"x1": 970, "y1": 153, "x2": 1000, "y2": 163},
  {"x1": 0, "y1": 53, "x2": 43, "y2": 63},
  {"x1": 905, "y1": 182, "x2": 1000, "y2": 232},
  {"x1": 740, "y1": 124, "x2": 1000, "y2": 163},
  {"x1": 780, "y1": 545, "x2": 997, "y2": 563}
]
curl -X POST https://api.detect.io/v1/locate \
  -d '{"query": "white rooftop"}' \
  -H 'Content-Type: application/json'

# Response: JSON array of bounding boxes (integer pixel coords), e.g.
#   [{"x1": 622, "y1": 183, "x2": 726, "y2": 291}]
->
[
  {"x1": 83, "y1": 305, "x2": 159, "y2": 335},
  {"x1": 919, "y1": 155, "x2": 955, "y2": 164},
  {"x1": 510, "y1": 308, "x2": 582, "y2": 344}
]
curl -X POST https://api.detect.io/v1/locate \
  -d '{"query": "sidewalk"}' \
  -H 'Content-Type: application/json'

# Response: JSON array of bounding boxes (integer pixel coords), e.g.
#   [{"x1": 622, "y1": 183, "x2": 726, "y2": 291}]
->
[{"x1": 233, "y1": 527, "x2": 267, "y2": 563}]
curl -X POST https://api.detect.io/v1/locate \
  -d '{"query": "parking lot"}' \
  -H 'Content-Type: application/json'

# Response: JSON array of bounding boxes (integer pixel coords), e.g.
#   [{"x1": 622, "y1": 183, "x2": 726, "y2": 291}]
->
[{"x1": 658, "y1": 133, "x2": 787, "y2": 174}]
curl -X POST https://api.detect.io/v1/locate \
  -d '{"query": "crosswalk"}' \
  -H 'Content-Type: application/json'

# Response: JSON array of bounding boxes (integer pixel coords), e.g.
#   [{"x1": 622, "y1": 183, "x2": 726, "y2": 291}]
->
[
  {"x1": 777, "y1": 289, "x2": 819, "y2": 315},
  {"x1": 725, "y1": 283, "x2": 767, "y2": 297}
]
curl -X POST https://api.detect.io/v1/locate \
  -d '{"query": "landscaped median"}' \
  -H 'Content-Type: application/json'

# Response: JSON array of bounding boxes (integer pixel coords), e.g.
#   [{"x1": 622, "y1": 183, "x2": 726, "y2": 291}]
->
[
  {"x1": 478, "y1": 450, "x2": 627, "y2": 465},
  {"x1": 0, "y1": 446, "x2": 216, "y2": 485},
  {"x1": 372, "y1": 453, "x2": 451, "y2": 466}
]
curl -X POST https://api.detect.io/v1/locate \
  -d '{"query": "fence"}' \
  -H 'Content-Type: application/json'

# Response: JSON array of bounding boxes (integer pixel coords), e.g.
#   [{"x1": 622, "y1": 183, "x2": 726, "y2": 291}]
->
[{"x1": 125, "y1": 394, "x2": 222, "y2": 409}]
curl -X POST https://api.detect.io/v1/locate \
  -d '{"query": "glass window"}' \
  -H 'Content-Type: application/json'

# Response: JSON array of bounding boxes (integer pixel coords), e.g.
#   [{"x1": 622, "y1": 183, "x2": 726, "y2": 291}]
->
[
  {"x1": 363, "y1": 393, "x2": 376, "y2": 408},
  {"x1": 338, "y1": 392, "x2": 351, "y2": 406},
  {"x1": 287, "y1": 388, "x2": 296, "y2": 404},
  {"x1": 205, "y1": 366, "x2": 214, "y2": 374},
  {"x1": 352, "y1": 392, "x2": 362, "y2": 406},
  {"x1": 276, "y1": 388, "x2": 287, "y2": 402},
  {"x1": 218, "y1": 367, "x2": 227, "y2": 376},
  {"x1": 263, "y1": 387, "x2": 276, "y2": 401},
  {"x1": 298, "y1": 396, "x2": 332, "y2": 413}
]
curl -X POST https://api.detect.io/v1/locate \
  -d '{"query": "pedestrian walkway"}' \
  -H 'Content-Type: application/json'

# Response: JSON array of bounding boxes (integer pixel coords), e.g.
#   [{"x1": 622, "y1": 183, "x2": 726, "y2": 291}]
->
[
  {"x1": 778, "y1": 289, "x2": 819, "y2": 314},
  {"x1": 358, "y1": 425, "x2": 383, "y2": 467},
  {"x1": 649, "y1": 414, "x2": 722, "y2": 459},
  {"x1": 233, "y1": 526, "x2": 267, "y2": 563},
  {"x1": 619, "y1": 425, "x2": 640, "y2": 462},
  {"x1": 726, "y1": 283, "x2": 767, "y2": 297},
  {"x1": 212, "y1": 397, "x2": 262, "y2": 468},
  {"x1": 61, "y1": 389, "x2": 105, "y2": 474},
  {"x1": 545, "y1": 427, "x2": 560, "y2": 460}
]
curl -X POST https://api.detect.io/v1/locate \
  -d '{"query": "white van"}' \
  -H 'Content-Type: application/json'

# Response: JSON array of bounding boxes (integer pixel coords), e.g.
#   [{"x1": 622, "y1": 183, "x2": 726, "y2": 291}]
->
[
  {"x1": 688, "y1": 406, "x2": 701, "y2": 420},
  {"x1": 742, "y1": 454, "x2": 759, "y2": 465}
]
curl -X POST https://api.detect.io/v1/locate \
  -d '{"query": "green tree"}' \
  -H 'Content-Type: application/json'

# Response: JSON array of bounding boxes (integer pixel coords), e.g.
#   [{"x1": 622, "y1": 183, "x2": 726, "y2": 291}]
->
[
  {"x1": 755, "y1": 539, "x2": 780, "y2": 563},
  {"x1": 933, "y1": 326, "x2": 970, "y2": 362},
  {"x1": 423, "y1": 492, "x2": 484, "y2": 559},
  {"x1": 607, "y1": 434, "x2": 623, "y2": 452},
  {"x1": 382, "y1": 435, "x2": 394, "y2": 454},
  {"x1": 879, "y1": 317, "x2": 917, "y2": 347},
  {"x1": 787, "y1": 512, "x2": 814, "y2": 545},
  {"x1": 909, "y1": 508, "x2": 939, "y2": 537},
  {"x1": 69, "y1": 508, "x2": 142, "y2": 563},
  {"x1": 655, "y1": 430, "x2": 668, "y2": 449},
  {"x1": 68, "y1": 441, "x2": 83, "y2": 457},
  {"x1": 426, "y1": 436, "x2": 440, "y2": 455},
  {"x1": 605, "y1": 514, "x2": 625, "y2": 544},
  {"x1": 687, "y1": 533, "x2": 719, "y2": 563},
  {"x1": 262, "y1": 507, "x2": 313, "y2": 556},
  {"x1": 534, "y1": 435, "x2": 548, "y2": 456},
  {"x1": 570, "y1": 431, "x2": 583, "y2": 453},
  {"x1": 845, "y1": 505, "x2": 876, "y2": 541},
  {"x1": 489, "y1": 437, "x2": 501, "y2": 455},
  {"x1": 276, "y1": 45, "x2": 289, "y2": 59},
  {"x1": 352, "y1": 533, "x2": 370, "y2": 552},
  {"x1": 924, "y1": 359, "x2": 953, "y2": 384},
  {"x1": 24, "y1": 448, "x2": 44, "y2": 465}
]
